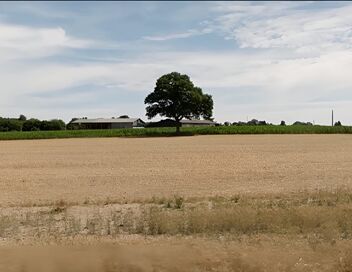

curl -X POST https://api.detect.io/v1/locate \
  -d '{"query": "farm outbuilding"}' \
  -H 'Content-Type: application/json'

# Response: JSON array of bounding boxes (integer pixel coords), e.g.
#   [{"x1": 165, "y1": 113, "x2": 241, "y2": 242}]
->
[
  {"x1": 180, "y1": 119, "x2": 216, "y2": 127},
  {"x1": 72, "y1": 118, "x2": 145, "y2": 129},
  {"x1": 146, "y1": 119, "x2": 216, "y2": 128}
]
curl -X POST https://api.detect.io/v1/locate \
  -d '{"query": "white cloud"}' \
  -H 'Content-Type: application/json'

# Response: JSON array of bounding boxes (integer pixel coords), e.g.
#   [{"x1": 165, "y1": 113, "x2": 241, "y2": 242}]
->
[
  {"x1": 143, "y1": 28, "x2": 211, "y2": 41},
  {"x1": 0, "y1": 23, "x2": 94, "y2": 60},
  {"x1": 208, "y1": 2, "x2": 352, "y2": 54}
]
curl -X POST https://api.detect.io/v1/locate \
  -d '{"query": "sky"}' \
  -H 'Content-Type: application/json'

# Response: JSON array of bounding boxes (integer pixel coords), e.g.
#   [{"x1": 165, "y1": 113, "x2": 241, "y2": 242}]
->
[{"x1": 0, "y1": 1, "x2": 351, "y2": 125}]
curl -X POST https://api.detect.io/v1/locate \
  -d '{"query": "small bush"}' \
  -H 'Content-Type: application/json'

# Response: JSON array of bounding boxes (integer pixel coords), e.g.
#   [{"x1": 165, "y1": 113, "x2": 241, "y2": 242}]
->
[{"x1": 174, "y1": 196, "x2": 184, "y2": 209}]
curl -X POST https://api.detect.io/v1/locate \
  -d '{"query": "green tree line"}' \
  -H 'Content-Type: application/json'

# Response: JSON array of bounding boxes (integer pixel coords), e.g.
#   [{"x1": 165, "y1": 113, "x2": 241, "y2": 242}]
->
[{"x1": 0, "y1": 116, "x2": 66, "y2": 132}]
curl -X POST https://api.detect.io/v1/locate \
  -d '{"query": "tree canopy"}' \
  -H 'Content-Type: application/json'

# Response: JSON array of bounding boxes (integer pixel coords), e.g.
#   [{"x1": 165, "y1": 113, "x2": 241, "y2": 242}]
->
[
  {"x1": 18, "y1": 114, "x2": 27, "y2": 121},
  {"x1": 144, "y1": 72, "x2": 213, "y2": 133}
]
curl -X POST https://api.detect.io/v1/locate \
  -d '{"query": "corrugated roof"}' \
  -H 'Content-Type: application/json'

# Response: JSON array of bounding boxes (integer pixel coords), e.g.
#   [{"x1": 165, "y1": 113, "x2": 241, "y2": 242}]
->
[
  {"x1": 180, "y1": 119, "x2": 215, "y2": 124},
  {"x1": 72, "y1": 118, "x2": 142, "y2": 124}
]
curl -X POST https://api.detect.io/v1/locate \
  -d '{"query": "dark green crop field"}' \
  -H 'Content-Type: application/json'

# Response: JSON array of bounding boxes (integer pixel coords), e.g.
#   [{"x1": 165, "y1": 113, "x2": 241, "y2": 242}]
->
[{"x1": 0, "y1": 125, "x2": 351, "y2": 141}]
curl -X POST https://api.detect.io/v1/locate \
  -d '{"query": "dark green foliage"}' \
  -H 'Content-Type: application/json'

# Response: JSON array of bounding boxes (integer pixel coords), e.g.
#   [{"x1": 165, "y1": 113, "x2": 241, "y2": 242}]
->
[
  {"x1": 334, "y1": 121, "x2": 342, "y2": 126},
  {"x1": 0, "y1": 118, "x2": 23, "y2": 131},
  {"x1": 247, "y1": 119, "x2": 259, "y2": 125},
  {"x1": 18, "y1": 114, "x2": 27, "y2": 121},
  {"x1": 145, "y1": 119, "x2": 177, "y2": 128},
  {"x1": 231, "y1": 119, "x2": 267, "y2": 126},
  {"x1": 22, "y1": 119, "x2": 42, "y2": 131},
  {"x1": 22, "y1": 118, "x2": 66, "y2": 131},
  {"x1": 293, "y1": 121, "x2": 313, "y2": 126},
  {"x1": 280, "y1": 121, "x2": 286, "y2": 126},
  {"x1": 40, "y1": 119, "x2": 66, "y2": 131},
  {"x1": 40, "y1": 120, "x2": 51, "y2": 131},
  {"x1": 0, "y1": 116, "x2": 65, "y2": 132},
  {"x1": 145, "y1": 72, "x2": 213, "y2": 133}
]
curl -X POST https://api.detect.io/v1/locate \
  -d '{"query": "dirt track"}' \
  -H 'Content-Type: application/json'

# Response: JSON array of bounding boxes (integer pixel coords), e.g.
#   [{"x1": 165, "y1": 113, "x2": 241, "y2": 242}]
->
[
  {"x1": 0, "y1": 135, "x2": 351, "y2": 206},
  {"x1": 1, "y1": 238, "x2": 349, "y2": 272}
]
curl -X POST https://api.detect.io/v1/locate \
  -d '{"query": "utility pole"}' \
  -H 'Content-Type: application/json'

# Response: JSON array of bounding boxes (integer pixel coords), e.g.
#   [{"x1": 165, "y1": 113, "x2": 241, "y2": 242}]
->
[{"x1": 332, "y1": 109, "x2": 334, "y2": 127}]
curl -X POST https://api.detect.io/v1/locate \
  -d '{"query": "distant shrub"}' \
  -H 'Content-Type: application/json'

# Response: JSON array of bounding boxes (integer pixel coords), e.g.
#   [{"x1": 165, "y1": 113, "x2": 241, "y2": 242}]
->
[
  {"x1": 247, "y1": 119, "x2": 259, "y2": 126},
  {"x1": 236, "y1": 122, "x2": 247, "y2": 126},
  {"x1": 293, "y1": 121, "x2": 313, "y2": 126},
  {"x1": 40, "y1": 120, "x2": 51, "y2": 131},
  {"x1": 41, "y1": 119, "x2": 66, "y2": 131},
  {"x1": 334, "y1": 121, "x2": 342, "y2": 126},
  {"x1": 22, "y1": 119, "x2": 42, "y2": 131},
  {"x1": 280, "y1": 121, "x2": 286, "y2": 126},
  {"x1": 18, "y1": 114, "x2": 27, "y2": 121},
  {"x1": 232, "y1": 119, "x2": 268, "y2": 126}
]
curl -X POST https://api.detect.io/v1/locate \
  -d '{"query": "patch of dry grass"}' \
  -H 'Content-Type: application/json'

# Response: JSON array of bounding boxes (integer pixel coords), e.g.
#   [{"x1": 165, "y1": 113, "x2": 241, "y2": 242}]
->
[
  {"x1": 1, "y1": 190, "x2": 352, "y2": 243},
  {"x1": 142, "y1": 191, "x2": 352, "y2": 242},
  {"x1": 1, "y1": 191, "x2": 352, "y2": 271}
]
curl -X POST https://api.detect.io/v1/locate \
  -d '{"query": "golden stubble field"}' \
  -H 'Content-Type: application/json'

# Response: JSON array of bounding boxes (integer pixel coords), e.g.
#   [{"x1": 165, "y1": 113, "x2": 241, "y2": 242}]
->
[
  {"x1": 1, "y1": 135, "x2": 352, "y2": 271},
  {"x1": 0, "y1": 135, "x2": 351, "y2": 206}
]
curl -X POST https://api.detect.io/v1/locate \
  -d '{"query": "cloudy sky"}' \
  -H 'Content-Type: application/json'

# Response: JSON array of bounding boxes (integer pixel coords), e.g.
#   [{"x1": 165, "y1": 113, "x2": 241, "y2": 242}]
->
[{"x1": 0, "y1": 1, "x2": 351, "y2": 124}]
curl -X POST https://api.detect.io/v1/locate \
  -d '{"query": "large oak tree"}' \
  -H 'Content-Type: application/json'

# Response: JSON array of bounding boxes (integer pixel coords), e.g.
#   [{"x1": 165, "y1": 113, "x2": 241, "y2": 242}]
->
[{"x1": 145, "y1": 72, "x2": 213, "y2": 133}]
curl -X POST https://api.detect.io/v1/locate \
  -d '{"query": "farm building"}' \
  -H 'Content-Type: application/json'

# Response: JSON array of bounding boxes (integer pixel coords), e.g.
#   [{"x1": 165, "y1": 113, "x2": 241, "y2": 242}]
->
[
  {"x1": 72, "y1": 118, "x2": 145, "y2": 129},
  {"x1": 180, "y1": 119, "x2": 216, "y2": 127},
  {"x1": 146, "y1": 119, "x2": 216, "y2": 128}
]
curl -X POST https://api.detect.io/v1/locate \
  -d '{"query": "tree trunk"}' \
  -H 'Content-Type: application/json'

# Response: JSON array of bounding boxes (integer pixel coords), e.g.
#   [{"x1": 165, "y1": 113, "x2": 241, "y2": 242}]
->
[{"x1": 176, "y1": 121, "x2": 181, "y2": 134}]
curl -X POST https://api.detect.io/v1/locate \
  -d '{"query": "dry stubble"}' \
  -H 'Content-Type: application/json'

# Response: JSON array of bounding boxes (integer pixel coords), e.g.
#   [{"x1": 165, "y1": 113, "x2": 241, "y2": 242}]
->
[{"x1": 0, "y1": 135, "x2": 351, "y2": 206}]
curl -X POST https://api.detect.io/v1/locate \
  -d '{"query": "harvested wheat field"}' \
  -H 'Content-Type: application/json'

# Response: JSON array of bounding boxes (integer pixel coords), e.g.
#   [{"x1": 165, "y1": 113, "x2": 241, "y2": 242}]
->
[
  {"x1": 0, "y1": 134, "x2": 351, "y2": 206},
  {"x1": 1, "y1": 134, "x2": 352, "y2": 271}
]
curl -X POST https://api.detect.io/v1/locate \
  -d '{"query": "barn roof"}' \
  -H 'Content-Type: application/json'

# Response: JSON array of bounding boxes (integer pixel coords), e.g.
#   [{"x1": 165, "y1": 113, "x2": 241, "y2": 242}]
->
[
  {"x1": 180, "y1": 119, "x2": 215, "y2": 124},
  {"x1": 72, "y1": 118, "x2": 144, "y2": 124}
]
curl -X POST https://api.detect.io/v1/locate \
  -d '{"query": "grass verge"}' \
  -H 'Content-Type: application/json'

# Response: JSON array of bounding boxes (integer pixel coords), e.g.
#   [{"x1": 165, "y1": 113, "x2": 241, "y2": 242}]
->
[
  {"x1": 2, "y1": 190, "x2": 352, "y2": 241},
  {"x1": 0, "y1": 125, "x2": 352, "y2": 140},
  {"x1": 3, "y1": 190, "x2": 352, "y2": 271}
]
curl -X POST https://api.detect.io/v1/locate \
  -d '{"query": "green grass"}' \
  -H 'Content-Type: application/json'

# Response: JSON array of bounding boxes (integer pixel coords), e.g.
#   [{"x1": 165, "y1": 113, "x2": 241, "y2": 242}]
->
[{"x1": 0, "y1": 125, "x2": 351, "y2": 141}]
